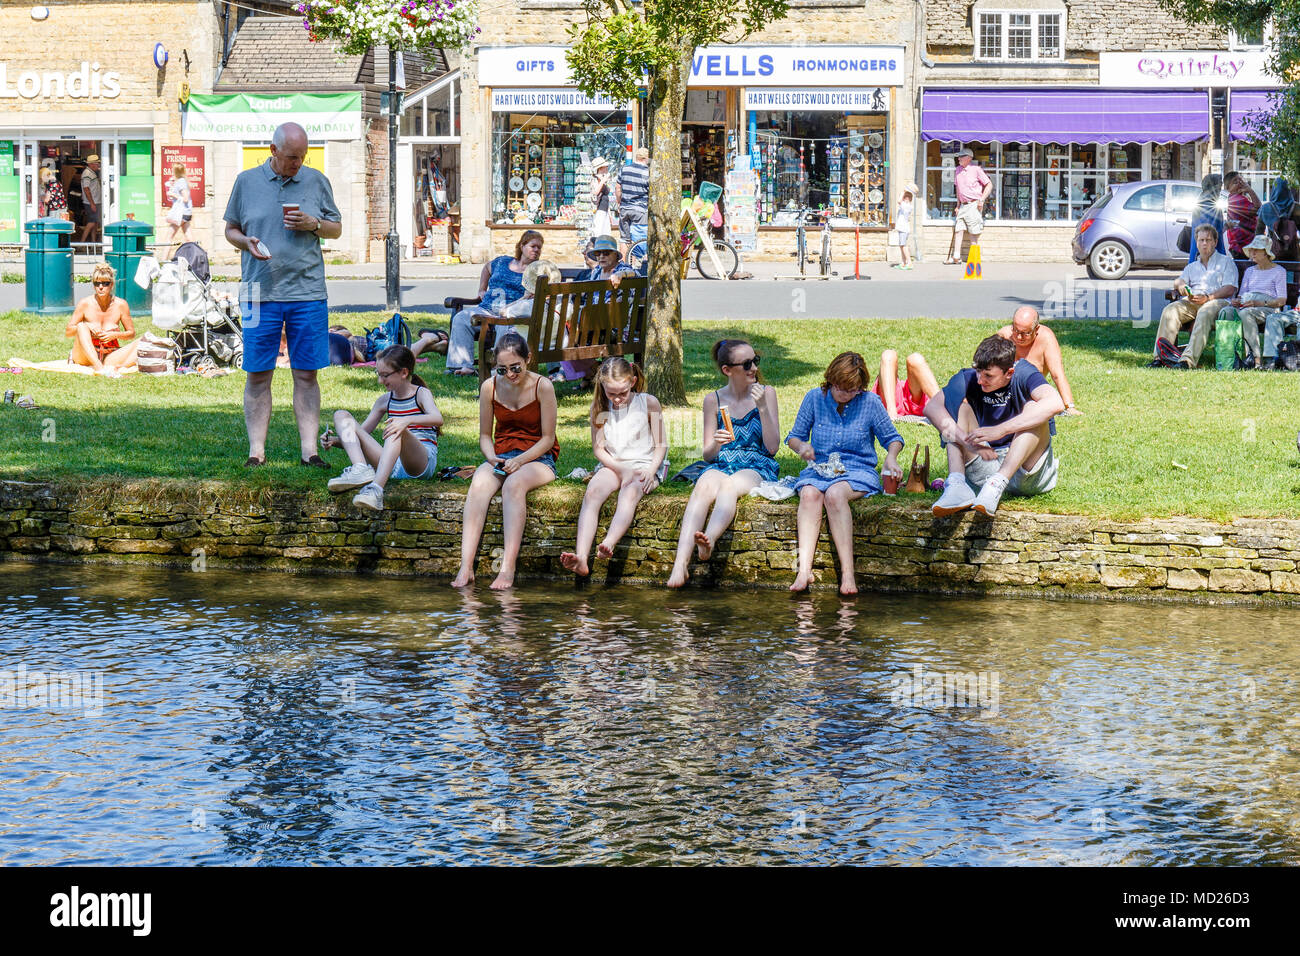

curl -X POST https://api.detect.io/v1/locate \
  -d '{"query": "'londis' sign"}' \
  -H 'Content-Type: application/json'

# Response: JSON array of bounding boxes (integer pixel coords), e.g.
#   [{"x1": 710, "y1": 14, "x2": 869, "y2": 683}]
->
[{"x1": 0, "y1": 62, "x2": 121, "y2": 99}]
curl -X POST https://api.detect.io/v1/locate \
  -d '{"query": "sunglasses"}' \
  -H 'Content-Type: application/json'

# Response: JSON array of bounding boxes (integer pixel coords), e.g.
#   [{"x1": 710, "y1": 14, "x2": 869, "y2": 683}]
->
[
  {"x1": 727, "y1": 355, "x2": 761, "y2": 371},
  {"x1": 92, "y1": 281, "x2": 112, "y2": 287},
  {"x1": 494, "y1": 363, "x2": 524, "y2": 376}
]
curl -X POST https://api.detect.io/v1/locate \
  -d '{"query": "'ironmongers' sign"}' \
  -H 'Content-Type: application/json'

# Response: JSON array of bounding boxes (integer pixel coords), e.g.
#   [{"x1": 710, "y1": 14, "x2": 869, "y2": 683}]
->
[{"x1": 184, "y1": 93, "x2": 362, "y2": 141}]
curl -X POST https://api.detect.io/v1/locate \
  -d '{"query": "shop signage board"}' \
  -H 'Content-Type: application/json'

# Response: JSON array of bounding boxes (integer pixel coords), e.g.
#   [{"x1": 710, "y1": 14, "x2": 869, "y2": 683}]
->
[
  {"x1": 1099, "y1": 51, "x2": 1281, "y2": 88},
  {"x1": 744, "y1": 88, "x2": 888, "y2": 111},
  {"x1": 0, "y1": 142, "x2": 13, "y2": 176},
  {"x1": 123, "y1": 140, "x2": 152, "y2": 177},
  {"x1": 184, "y1": 93, "x2": 362, "y2": 141},
  {"x1": 0, "y1": 61, "x2": 121, "y2": 100},
  {"x1": 725, "y1": 157, "x2": 758, "y2": 253},
  {"x1": 161, "y1": 146, "x2": 205, "y2": 207},
  {"x1": 480, "y1": 45, "x2": 905, "y2": 88},
  {"x1": 0, "y1": 174, "x2": 19, "y2": 242},
  {"x1": 118, "y1": 176, "x2": 156, "y2": 236},
  {"x1": 490, "y1": 89, "x2": 628, "y2": 112}
]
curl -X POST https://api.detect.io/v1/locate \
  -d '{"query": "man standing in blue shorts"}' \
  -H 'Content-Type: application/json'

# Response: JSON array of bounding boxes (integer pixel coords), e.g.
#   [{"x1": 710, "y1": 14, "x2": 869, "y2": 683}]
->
[
  {"x1": 224, "y1": 121, "x2": 342, "y2": 467},
  {"x1": 924, "y1": 334, "x2": 1064, "y2": 517}
]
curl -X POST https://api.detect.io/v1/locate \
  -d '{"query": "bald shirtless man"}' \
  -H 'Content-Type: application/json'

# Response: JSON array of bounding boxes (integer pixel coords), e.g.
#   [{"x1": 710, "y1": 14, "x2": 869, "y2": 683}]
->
[
  {"x1": 65, "y1": 262, "x2": 139, "y2": 376},
  {"x1": 996, "y1": 306, "x2": 1079, "y2": 415}
]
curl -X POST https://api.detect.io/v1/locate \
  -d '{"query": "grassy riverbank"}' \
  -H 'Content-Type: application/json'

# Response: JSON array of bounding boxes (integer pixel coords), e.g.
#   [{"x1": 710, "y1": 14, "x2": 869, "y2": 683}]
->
[{"x1": 0, "y1": 309, "x2": 1293, "y2": 520}]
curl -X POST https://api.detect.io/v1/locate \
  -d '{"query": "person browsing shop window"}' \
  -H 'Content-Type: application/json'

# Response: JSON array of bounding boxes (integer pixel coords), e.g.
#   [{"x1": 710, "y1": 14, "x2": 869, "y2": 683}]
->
[{"x1": 946, "y1": 149, "x2": 991, "y2": 266}]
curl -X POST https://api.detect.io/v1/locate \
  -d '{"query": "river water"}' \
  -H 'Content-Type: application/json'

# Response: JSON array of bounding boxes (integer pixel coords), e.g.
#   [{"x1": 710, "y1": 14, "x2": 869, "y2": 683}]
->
[{"x1": 1, "y1": 562, "x2": 1296, "y2": 865}]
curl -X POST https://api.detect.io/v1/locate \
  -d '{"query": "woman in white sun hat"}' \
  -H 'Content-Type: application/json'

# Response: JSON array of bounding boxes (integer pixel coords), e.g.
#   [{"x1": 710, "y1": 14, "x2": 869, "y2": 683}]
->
[{"x1": 590, "y1": 156, "x2": 613, "y2": 240}]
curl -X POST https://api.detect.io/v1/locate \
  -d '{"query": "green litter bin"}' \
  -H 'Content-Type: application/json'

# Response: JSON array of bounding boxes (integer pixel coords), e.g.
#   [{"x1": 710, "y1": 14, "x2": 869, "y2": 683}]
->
[
  {"x1": 104, "y1": 219, "x2": 154, "y2": 316},
  {"x1": 23, "y1": 217, "x2": 74, "y2": 314}
]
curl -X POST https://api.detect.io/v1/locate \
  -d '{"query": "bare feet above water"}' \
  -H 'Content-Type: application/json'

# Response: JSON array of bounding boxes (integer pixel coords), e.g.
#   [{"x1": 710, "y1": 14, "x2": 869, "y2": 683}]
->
[
  {"x1": 560, "y1": 551, "x2": 589, "y2": 576},
  {"x1": 596, "y1": 541, "x2": 614, "y2": 560},
  {"x1": 666, "y1": 567, "x2": 689, "y2": 588},
  {"x1": 840, "y1": 574, "x2": 859, "y2": 596},
  {"x1": 450, "y1": 569, "x2": 474, "y2": 588},
  {"x1": 694, "y1": 531, "x2": 713, "y2": 561},
  {"x1": 490, "y1": 571, "x2": 515, "y2": 590},
  {"x1": 790, "y1": 570, "x2": 813, "y2": 592}
]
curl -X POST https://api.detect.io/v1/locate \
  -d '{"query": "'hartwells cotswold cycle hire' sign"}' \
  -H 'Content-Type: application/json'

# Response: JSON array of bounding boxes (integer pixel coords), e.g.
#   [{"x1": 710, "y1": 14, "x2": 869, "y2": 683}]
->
[{"x1": 183, "y1": 93, "x2": 363, "y2": 141}]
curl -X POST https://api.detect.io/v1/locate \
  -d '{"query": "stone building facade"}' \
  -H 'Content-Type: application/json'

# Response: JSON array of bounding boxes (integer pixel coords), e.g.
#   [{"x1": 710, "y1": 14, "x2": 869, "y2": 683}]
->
[{"x1": 915, "y1": 0, "x2": 1270, "y2": 265}]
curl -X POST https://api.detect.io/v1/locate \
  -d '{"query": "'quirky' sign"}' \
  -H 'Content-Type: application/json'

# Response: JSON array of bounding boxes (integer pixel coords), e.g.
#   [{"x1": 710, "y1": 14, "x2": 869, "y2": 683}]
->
[{"x1": 1100, "y1": 51, "x2": 1280, "y2": 88}]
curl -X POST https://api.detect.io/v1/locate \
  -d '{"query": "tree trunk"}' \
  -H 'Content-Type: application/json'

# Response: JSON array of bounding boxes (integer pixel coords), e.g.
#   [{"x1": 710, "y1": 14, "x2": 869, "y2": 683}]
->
[{"x1": 643, "y1": 48, "x2": 693, "y2": 405}]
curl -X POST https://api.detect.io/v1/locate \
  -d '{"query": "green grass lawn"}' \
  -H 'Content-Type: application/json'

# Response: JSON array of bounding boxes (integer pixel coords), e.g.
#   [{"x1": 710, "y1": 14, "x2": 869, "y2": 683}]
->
[{"x1": 0, "y1": 309, "x2": 1295, "y2": 520}]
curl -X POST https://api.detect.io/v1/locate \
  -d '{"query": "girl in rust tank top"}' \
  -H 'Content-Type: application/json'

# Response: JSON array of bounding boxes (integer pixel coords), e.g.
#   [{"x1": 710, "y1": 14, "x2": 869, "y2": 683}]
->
[{"x1": 451, "y1": 332, "x2": 560, "y2": 590}]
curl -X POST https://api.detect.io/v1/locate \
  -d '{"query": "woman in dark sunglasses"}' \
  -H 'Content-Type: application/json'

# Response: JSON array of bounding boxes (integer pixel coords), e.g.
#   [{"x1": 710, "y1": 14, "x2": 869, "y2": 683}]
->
[
  {"x1": 64, "y1": 262, "x2": 139, "y2": 376},
  {"x1": 667, "y1": 338, "x2": 780, "y2": 588},
  {"x1": 451, "y1": 332, "x2": 559, "y2": 590}
]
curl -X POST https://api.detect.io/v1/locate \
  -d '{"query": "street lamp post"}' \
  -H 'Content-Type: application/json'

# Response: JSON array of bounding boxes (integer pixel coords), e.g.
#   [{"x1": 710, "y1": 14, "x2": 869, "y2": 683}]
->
[{"x1": 387, "y1": 48, "x2": 401, "y2": 312}]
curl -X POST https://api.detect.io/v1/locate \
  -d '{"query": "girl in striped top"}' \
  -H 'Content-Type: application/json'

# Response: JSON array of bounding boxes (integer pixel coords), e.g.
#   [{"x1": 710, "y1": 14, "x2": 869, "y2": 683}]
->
[{"x1": 323, "y1": 345, "x2": 444, "y2": 512}]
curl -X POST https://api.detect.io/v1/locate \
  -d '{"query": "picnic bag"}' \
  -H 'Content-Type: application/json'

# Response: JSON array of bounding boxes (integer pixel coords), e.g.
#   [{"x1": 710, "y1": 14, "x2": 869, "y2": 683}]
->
[
  {"x1": 1276, "y1": 338, "x2": 1300, "y2": 371},
  {"x1": 136, "y1": 335, "x2": 178, "y2": 376},
  {"x1": 1155, "y1": 336, "x2": 1185, "y2": 368},
  {"x1": 905, "y1": 445, "x2": 930, "y2": 494},
  {"x1": 1215, "y1": 311, "x2": 1245, "y2": 371},
  {"x1": 363, "y1": 313, "x2": 412, "y2": 362}
]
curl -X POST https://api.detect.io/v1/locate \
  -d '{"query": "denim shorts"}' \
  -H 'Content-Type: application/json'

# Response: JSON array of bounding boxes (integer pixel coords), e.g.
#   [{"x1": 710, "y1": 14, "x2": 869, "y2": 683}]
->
[
  {"x1": 497, "y1": 448, "x2": 557, "y2": 474},
  {"x1": 241, "y1": 299, "x2": 329, "y2": 372},
  {"x1": 392, "y1": 442, "x2": 438, "y2": 480}
]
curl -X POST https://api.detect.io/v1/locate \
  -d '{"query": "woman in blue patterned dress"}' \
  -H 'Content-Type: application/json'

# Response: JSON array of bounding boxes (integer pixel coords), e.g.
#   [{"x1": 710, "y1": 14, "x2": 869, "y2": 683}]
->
[
  {"x1": 445, "y1": 231, "x2": 544, "y2": 374},
  {"x1": 667, "y1": 339, "x2": 781, "y2": 588},
  {"x1": 785, "y1": 351, "x2": 903, "y2": 595}
]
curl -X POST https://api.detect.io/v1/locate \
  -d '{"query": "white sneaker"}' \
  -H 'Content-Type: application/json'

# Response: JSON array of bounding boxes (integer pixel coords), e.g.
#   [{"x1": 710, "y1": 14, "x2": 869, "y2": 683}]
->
[
  {"x1": 328, "y1": 462, "x2": 376, "y2": 493},
  {"x1": 352, "y1": 482, "x2": 384, "y2": 512},
  {"x1": 973, "y1": 474, "x2": 1009, "y2": 517},
  {"x1": 932, "y1": 476, "x2": 976, "y2": 516}
]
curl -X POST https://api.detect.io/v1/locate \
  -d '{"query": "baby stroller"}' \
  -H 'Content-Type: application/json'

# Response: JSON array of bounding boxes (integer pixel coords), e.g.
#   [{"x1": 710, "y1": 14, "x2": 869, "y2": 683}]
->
[{"x1": 150, "y1": 242, "x2": 243, "y2": 372}]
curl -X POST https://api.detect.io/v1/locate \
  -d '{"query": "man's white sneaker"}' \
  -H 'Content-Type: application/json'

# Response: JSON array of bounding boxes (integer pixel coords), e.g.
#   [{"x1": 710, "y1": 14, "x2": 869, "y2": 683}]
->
[
  {"x1": 932, "y1": 478, "x2": 976, "y2": 516},
  {"x1": 352, "y1": 482, "x2": 385, "y2": 512},
  {"x1": 973, "y1": 475, "x2": 1009, "y2": 517},
  {"x1": 328, "y1": 463, "x2": 376, "y2": 493}
]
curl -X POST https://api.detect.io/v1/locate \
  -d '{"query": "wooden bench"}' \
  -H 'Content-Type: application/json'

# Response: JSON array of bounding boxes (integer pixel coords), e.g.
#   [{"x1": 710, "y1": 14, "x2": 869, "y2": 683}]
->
[{"x1": 474, "y1": 275, "x2": 649, "y2": 382}]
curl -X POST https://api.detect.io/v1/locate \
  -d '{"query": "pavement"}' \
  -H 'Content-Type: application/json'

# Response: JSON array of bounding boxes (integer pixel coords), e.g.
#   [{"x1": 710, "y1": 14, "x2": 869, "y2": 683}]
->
[{"x1": 0, "y1": 256, "x2": 1180, "y2": 324}]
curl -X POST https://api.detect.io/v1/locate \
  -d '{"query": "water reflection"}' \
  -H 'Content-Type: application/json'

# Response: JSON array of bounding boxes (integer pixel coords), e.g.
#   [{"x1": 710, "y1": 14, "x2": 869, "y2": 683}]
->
[{"x1": 0, "y1": 563, "x2": 1296, "y2": 865}]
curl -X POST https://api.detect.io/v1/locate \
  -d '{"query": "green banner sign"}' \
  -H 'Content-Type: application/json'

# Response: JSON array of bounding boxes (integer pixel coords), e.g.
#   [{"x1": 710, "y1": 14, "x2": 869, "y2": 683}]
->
[
  {"x1": 184, "y1": 92, "x2": 362, "y2": 141},
  {"x1": 0, "y1": 142, "x2": 13, "y2": 177},
  {"x1": 117, "y1": 176, "x2": 156, "y2": 237},
  {"x1": 124, "y1": 140, "x2": 152, "y2": 177},
  {"x1": 0, "y1": 176, "x2": 19, "y2": 243}
]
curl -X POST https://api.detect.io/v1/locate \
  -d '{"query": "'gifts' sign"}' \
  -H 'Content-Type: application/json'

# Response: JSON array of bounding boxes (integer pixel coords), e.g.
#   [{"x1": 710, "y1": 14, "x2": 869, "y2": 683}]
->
[{"x1": 161, "y1": 146, "x2": 205, "y2": 207}]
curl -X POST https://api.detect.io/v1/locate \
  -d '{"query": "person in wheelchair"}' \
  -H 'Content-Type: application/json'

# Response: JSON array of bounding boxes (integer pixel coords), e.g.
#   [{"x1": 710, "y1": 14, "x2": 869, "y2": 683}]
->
[{"x1": 444, "y1": 230, "x2": 544, "y2": 375}]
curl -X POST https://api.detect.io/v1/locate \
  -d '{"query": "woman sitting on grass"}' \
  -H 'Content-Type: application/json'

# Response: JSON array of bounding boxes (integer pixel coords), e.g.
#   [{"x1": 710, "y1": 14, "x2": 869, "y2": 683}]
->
[
  {"x1": 452, "y1": 332, "x2": 559, "y2": 590},
  {"x1": 786, "y1": 351, "x2": 903, "y2": 595},
  {"x1": 322, "y1": 345, "x2": 443, "y2": 512},
  {"x1": 65, "y1": 263, "x2": 139, "y2": 376},
  {"x1": 561, "y1": 358, "x2": 667, "y2": 576},
  {"x1": 667, "y1": 338, "x2": 780, "y2": 588}
]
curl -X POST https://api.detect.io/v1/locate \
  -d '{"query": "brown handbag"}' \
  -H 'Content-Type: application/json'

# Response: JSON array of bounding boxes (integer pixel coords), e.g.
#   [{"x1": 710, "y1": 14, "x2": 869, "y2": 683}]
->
[{"x1": 905, "y1": 445, "x2": 930, "y2": 494}]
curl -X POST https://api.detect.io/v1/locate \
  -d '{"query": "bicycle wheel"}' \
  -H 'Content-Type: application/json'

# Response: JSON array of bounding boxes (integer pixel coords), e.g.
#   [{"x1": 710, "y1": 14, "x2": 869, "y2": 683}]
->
[
  {"x1": 696, "y1": 239, "x2": 740, "y2": 280},
  {"x1": 819, "y1": 229, "x2": 832, "y2": 276},
  {"x1": 627, "y1": 240, "x2": 648, "y2": 275}
]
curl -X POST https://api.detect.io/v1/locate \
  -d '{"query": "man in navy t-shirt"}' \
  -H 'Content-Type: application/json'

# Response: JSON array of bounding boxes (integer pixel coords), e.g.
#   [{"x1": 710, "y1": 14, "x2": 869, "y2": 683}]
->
[{"x1": 924, "y1": 335, "x2": 1064, "y2": 517}]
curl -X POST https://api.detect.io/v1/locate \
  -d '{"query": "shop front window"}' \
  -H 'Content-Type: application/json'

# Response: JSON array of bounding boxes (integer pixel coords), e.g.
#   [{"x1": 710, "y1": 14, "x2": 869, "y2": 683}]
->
[
  {"x1": 750, "y1": 110, "x2": 889, "y2": 226},
  {"x1": 1150, "y1": 143, "x2": 1198, "y2": 182},
  {"x1": 491, "y1": 110, "x2": 626, "y2": 224},
  {"x1": 925, "y1": 141, "x2": 1177, "y2": 222},
  {"x1": 1233, "y1": 142, "x2": 1277, "y2": 198},
  {"x1": 400, "y1": 74, "x2": 460, "y2": 139}
]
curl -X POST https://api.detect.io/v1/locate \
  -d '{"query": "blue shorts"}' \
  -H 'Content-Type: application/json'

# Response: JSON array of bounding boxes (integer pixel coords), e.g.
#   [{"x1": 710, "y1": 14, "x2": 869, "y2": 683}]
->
[
  {"x1": 497, "y1": 448, "x2": 558, "y2": 474},
  {"x1": 241, "y1": 299, "x2": 329, "y2": 372},
  {"x1": 328, "y1": 331, "x2": 355, "y2": 366},
  {"x1": 392, "y1": 442, "x2": 438, "y2": 480}
]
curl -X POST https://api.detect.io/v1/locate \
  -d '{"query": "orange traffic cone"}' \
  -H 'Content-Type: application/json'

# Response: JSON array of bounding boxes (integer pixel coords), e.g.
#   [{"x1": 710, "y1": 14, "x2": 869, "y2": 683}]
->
[{"x1": 962, "y1": 243, "x2": 983, "y2": 280}]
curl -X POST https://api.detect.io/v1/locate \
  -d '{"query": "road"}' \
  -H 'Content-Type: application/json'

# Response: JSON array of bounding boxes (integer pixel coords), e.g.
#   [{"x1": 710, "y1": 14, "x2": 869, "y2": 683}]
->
[{"x1": 1, "y1": 259, "x2": 1178, "y2": 325}]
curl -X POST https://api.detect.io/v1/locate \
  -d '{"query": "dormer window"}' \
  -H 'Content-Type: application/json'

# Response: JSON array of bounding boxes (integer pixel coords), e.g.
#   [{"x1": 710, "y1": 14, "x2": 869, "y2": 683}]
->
[{"x1": 976, "y1": 9, "x2": 1064, "y2": 61}]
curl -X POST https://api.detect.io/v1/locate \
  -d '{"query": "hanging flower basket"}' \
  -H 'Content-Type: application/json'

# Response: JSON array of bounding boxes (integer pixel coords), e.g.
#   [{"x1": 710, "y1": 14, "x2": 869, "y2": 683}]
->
[{"x1": 296, "y1": 0, "x2": 481, "y2": 55}]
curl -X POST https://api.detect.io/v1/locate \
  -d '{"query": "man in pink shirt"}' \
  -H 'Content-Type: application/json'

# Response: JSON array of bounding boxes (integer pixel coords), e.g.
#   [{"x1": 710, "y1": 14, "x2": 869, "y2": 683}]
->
[{"x1": 947, "y1": 148, "x2": 993, "y2": 265}]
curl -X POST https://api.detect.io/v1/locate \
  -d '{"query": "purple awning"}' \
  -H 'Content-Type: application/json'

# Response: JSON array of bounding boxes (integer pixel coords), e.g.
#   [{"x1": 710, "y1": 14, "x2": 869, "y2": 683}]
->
[
  {"x1": 921, "y1": 89, "x2": 1209, "y2": 144},
  {"x1": 1230, "y1": 90, "x2": 1279, "y2": 141}
]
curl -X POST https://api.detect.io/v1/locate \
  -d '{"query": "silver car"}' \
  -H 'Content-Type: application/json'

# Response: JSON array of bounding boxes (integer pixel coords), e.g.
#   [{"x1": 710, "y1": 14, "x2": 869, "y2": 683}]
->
[{"x1": 1071, "y1": 179, "x2": 1201, "y2": 280}]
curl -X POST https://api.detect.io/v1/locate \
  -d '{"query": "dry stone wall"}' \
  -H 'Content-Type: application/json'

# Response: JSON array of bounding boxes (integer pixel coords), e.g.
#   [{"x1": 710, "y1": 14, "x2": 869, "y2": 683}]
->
[{"x1": 5, "y1": 481, "x2": 1300, "y2": 605}]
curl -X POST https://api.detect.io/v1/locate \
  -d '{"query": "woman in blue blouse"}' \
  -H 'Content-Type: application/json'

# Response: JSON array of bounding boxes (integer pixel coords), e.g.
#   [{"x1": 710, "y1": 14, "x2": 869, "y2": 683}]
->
[
  {"x1": 667, "y1": 339, "x2": 781, "y2": 588},
  {"x1": 785, "y1": 351, "x2": 903, "y2": 595},
  {"x1": 445, "y1": 230, "x2": 544, "y2": 374}
]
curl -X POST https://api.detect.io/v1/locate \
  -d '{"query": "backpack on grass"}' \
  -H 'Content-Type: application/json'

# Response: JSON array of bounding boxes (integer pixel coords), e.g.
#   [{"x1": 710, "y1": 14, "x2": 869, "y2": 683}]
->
[
  {"x1": 363, "y1": 313, "x2": 411, "y2": 362},
  {"x1": 1154, "y1": 337, "x2": 1185, "y2": 368}
]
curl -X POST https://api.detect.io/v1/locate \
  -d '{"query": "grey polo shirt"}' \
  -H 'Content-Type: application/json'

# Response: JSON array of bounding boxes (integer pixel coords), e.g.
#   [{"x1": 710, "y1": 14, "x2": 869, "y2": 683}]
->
[{"x1": 223, "y1": 159, "x2": 340, "y2": 302}]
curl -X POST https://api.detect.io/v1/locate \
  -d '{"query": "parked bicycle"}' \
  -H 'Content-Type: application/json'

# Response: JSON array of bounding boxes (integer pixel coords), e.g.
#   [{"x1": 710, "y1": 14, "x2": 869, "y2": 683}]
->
[
  {"x1": 626, "y1": 220, "x2": 740, "y2": 279},
  {"x1": 792, "y1": 206, "x2": 835, "y2": 277}
]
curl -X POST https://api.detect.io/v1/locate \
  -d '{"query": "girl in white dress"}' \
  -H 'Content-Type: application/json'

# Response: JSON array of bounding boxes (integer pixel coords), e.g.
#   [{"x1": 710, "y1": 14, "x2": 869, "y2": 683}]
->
[{"x1": 561, "y1": 358, "x2": 667, "y2": 577}]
